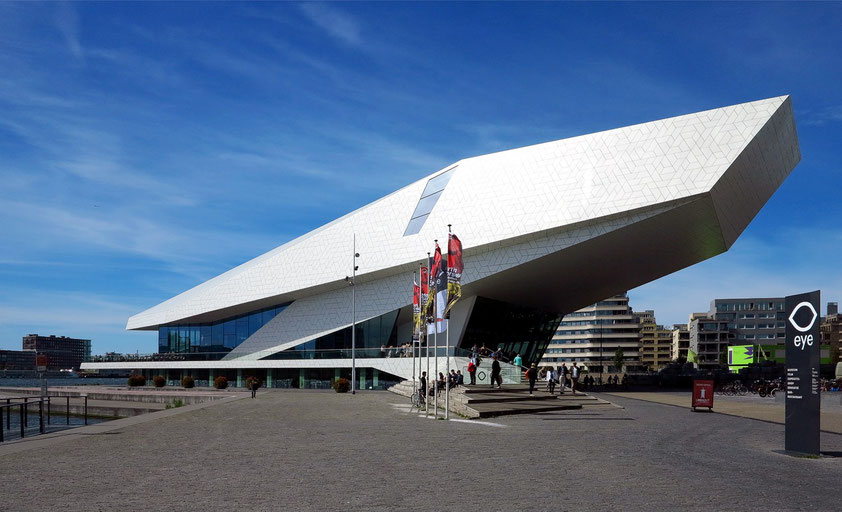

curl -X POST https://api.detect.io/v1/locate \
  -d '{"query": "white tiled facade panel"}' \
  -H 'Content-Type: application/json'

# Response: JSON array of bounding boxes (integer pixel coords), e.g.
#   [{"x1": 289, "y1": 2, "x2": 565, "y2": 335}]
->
[{"x1": 128, "y1": 96, "x2": 800, "y2": 346}]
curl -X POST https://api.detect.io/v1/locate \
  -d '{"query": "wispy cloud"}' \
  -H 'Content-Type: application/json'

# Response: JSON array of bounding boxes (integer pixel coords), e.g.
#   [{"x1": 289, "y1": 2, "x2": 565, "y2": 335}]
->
[
  {"x1": 800, "y1": 105, "x2": 842, "y2": 126},
  {"x1": 299, "y1": 3, "x2": 362, "y2": 46},
  {"x1": 54, "y1": 2, "x2": 84, "y2": 62}
]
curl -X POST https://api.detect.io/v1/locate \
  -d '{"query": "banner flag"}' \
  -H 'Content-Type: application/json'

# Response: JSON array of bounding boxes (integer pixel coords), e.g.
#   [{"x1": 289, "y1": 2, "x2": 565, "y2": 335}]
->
[
  {"x1": 444, "y1": 233, "x2": 463, "y2": 319},
  {"x1": 412, "y1": 275, "x2": 420, "y2": 341},
  {"x1": 427, "y1": 244, "x2": 444, "y2": 335},
  {"x1": 434, "y1": 247, "x2": 448, "y2": 334},
  {"x1": 420, "y1": 265, "x2": 429, "y2": 328}
]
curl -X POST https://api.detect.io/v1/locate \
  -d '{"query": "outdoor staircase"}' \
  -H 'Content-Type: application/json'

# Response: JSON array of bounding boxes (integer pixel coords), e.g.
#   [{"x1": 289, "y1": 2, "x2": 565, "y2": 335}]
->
[{"x1": 388, "y1": 380, "x2": 618, "y2": 418}]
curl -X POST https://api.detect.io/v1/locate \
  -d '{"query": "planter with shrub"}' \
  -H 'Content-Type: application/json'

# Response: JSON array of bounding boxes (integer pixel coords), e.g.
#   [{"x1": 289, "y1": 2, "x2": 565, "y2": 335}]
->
[
  {"x1": 332, "y1": 378, "x2": 350, "y2": 393},
  {"x1": 213, "y1": 376, "x2": 228, "y2": 390},
  {"x1": 127, "y1": 374, "x2": 147, "y2": 387},
  {"x1": 153, "y1": 375, "x2": 166, "y2": 388},
  {"x1": 181, "y1": 376, "x2": 195, "y2": 388}
]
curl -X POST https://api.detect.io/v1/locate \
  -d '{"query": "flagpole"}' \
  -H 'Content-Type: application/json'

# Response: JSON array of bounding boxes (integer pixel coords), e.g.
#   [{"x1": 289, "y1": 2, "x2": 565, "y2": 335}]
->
[
  {"x1": 350, "y1": 234, "x2": 358, "y2": 395},
  {"x1": 433, "y1": 241, "x2": 439, "y2": 418},
  {"x1": 425, "y1": 252, "x2": 431, "y2": 417},
  {"x1": 445, "y1": 226, "x2": 451, "y2": 420},
  {"x1": 412, "y1": 270, "x2": 417, "y2": 398}
]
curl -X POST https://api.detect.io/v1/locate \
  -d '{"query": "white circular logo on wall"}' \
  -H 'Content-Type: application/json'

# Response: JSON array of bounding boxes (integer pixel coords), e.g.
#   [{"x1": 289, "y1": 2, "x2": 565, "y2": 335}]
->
[{"x1": 788, "y1": 301, "x2": 818, "y2": 333}]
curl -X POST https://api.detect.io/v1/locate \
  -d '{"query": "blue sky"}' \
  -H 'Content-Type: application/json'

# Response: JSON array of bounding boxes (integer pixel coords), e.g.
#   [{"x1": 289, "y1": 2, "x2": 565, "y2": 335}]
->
[{"x1": 1, "y1": 2, "x2": 840, "y2": 354}]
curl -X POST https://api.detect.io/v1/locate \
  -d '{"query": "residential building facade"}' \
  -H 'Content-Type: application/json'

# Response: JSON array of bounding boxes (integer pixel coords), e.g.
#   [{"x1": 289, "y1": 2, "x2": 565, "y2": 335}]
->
[
  {"x1": 22, "y1": 334, "x2": 92, "y2": 371},
  {"x1": 542, "y1": 294, "x2": 642, "y2": 374},
  {"x1": 688, "y1": 298, "x2": 787, "y2": 368},
  {"x1": 672, "y1": 323, "x2": 689, "y2": 361},
  {"x1": 635, "y1": 310, "x2": 672, "y2": 370}
]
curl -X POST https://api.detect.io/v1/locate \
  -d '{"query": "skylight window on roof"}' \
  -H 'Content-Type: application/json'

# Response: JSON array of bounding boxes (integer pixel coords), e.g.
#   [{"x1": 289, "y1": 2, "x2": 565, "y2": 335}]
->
[{"x1": 403, "y1": 166, "x2": 457, "y2": 236}]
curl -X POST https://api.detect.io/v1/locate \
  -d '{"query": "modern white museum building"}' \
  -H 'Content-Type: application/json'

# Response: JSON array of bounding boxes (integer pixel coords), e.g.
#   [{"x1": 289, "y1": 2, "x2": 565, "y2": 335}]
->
[{"x1": 82, "y1": 96, "x2": 801, "y2": 389}]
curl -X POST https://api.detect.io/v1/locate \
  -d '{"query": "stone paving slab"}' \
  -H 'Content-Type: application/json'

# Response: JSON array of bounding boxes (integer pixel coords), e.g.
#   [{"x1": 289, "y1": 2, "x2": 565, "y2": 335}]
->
[
  {"x1": 603, "y1": 391, "x2": 842, "y2": 434},
  {"x1": 1, "y1": 390, "x2": 841, "y2": 511}
]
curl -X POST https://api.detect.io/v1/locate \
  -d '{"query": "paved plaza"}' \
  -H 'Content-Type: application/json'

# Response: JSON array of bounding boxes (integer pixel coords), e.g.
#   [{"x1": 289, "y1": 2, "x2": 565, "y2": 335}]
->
[{"x1": 2, "y1": 390, "x2": 842, "y2": 511}]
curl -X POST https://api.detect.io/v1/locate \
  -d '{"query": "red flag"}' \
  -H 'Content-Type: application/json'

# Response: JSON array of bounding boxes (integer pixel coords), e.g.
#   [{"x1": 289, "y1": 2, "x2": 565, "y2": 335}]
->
[
  {"x1": 445, "y1": 233, "x2": 463, "y2": 318},
  {"x1": 413, "y1": 277, "x2": 421, "y2": 339}
]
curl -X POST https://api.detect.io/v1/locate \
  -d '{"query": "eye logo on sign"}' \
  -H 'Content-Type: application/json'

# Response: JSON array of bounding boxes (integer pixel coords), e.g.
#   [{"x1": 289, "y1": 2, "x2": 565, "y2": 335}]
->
[{"x1": 788, "y1": 301, "x2": 818, "y2": 333}]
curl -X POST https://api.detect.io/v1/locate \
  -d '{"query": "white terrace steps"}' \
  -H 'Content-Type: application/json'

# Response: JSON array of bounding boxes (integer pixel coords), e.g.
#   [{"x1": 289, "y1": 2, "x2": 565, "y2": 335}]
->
[{"x1": 387, "y1": 380, "x2": 619, "y2": 418}]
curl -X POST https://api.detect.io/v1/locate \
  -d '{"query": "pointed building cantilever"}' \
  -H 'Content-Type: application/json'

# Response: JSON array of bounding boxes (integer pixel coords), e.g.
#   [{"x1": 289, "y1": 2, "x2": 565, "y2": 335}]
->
[{"x1": 84, "y1": 96, "x2": 800, "y2": 385}]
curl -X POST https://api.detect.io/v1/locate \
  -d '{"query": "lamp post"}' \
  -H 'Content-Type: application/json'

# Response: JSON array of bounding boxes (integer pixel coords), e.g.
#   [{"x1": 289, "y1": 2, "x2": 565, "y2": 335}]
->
[
  {"x1": 598, "y1": 316, "x2": 603, "y2": 383},
  {"x1": 345, "y1": 234, "x2": 360, "y2": 395}
]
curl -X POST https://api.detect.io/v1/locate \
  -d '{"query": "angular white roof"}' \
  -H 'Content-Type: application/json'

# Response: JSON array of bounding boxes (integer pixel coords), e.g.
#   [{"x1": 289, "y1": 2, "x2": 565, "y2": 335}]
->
[{"x1": 128, "y1": 96, "x2": 799, "y2": 331}]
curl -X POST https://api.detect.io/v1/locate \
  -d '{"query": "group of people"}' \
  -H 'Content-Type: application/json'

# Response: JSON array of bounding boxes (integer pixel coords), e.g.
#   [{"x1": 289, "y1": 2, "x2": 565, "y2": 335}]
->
[
  {"x1": 380, "y1": 343, "x2": 413, "y2": 358},
  {"x1": 418, "y1": 369, "x2": 464, "y2": 399},
  {"x1": 523, "y1": 362, "x2": 582, "y2": 395}
]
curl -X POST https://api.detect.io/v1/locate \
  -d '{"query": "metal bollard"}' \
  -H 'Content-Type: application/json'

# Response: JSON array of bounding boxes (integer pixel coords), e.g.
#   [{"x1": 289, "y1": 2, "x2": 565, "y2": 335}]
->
[
  {"x1": 39, "y1": 400, "x2": 44, "y2": 434},
  {"x1": 66, "y1": 396, "x2": 70, "y2": 425},
  {"x1": 0, "y1": 406, "x2": 4, "y2": 442},
  {"x1": 19, "y1": 403, "x2": 25, "y2": 439},
  {"x1": 5, "y1": 399, "x2": 9, "y2": 430},
  {"x1": 84, "y1": 395, "x2": 88, "y2": 425},
  {"x1": 47, "y1": 397, "x2": 51, "y2": 425},
  {"x1": 23, "y1": 398, "x2": 28, "y2": 428}
]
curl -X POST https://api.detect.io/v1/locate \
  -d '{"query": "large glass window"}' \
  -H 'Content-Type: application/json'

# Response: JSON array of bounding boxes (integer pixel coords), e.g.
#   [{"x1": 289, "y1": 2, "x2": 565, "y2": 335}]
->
[
  {"x1": 404, "y1": 166, "x2": 457, "y2": 236},
  {"x1": 157, "y1": 302, "x2": 290, "y2": 353}
]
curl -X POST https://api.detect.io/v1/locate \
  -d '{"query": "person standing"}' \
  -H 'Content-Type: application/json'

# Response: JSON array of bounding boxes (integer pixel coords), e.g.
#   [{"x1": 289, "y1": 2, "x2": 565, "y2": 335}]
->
[
  {"x1": 527, "y1": 363, "x2": 538, "y2": 395},
  {"x1": 547, "y1": 367, "x2": 557, "y2": 394},
  {"x1": 571, "y1": 363, "x2": 580, "y2": 395},
  {"x1": 467, "y1": 359, "x2": 477, "y2": 385},
  {"x1": 560, "y1": 363, "x2": 569, "y2": 394},
  {"x1": 491, "y1": 355, "x2": 502, "y2": 389},
  {"x1": 420, "y1": 371, "x2": 427, "y2": 401}
]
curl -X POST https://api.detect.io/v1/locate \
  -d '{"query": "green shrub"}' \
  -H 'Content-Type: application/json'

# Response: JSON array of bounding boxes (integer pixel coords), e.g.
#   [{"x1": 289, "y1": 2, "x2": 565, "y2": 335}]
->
[
  {"x1": 165, "y1": 399, "x2": 184, "y2": 409},
  {"x1": 153, "y1": 375, "x2": 166, "y2": 388},
  {"x1": 332, "y1": 378, "x2": 350, "y2": 393},
  {"x1": 213, "y1": 376, "x2": 228, "y2": 390},
  {"x1": 127, "y1": 374, "x2": 146, "y2": 387},
  {"x1": 181, "y1": 376, "x2": 195, "y2": 388}
]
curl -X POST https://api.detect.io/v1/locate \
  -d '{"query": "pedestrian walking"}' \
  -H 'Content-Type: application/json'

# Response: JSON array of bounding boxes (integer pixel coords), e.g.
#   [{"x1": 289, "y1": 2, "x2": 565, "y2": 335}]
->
[
  {"x1": 527, "y1": 363, "x2": 538, "y2": 395},
  {"x1": 513, "y1": 353, "x2": 523, "y2": 368},
  {"x1": 571, "y1": 363, "x2": 580, "y2": 395},
  {"x1": 491, "y1": 355, "x2": 502, "y2": 389},
  {"x1": 250, "y1": 377, "x2": 261, "y2": 398}
]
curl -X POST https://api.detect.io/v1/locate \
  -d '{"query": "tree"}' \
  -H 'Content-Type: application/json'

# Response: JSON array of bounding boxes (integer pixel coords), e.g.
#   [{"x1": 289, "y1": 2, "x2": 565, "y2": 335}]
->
[
  {"x1": 613, "y1": 347, "x2": 624, "y2": 373},
  {"x1": 719, "y1": 347, "x2": 728, "y2": 366},
  {"x1": 830, "y1": 343, "x2": 840, "y2": 366}
]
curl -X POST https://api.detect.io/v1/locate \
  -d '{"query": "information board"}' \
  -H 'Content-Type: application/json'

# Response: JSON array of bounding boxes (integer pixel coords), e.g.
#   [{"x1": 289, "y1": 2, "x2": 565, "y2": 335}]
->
[
  {"x1": 785, "y1": 290, "x2": 821, "y2": 455},
  {"x1": 692, "y1": 379, "x2": 714, "y2": 410}
]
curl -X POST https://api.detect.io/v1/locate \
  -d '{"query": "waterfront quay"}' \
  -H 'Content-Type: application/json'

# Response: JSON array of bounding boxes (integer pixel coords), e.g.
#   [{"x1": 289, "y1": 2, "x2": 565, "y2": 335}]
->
[{"x1": 2, "y1": 389, "x2": 841, "y2": 511}]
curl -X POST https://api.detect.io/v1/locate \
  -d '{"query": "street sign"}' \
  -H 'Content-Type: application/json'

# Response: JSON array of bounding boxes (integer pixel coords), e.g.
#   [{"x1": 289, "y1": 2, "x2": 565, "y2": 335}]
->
[
  {"x1": 692, "y1": 379, "x2": 714, "y2": 411},
  {"x1": 785, "y1": 290, "x2": 821, "y2": 456}
]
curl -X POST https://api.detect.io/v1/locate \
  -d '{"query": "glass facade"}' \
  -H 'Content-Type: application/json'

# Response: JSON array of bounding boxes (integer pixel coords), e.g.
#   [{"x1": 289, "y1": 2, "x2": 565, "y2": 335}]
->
[
  {"x1": 459, "y1": 297, "x2": 561, "y2": 366},
  {"x1": 261, "y1": 309, "x2": 400, "y2": 359},
  {"x1": 158, "y1": 303, "x2": 291, "y2": 354}
]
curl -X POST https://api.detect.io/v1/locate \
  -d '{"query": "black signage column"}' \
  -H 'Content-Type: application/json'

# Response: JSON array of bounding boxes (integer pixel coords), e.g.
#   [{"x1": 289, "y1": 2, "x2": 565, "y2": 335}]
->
[{"x1": 785, "y1": 290, "x2": 821, "y2": 455}]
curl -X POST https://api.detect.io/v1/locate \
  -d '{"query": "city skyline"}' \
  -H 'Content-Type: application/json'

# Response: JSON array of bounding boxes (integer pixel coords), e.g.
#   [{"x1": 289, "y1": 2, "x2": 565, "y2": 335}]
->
[{"x1": 1, "y1": 3, "x2": 841, "y2": 354}]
